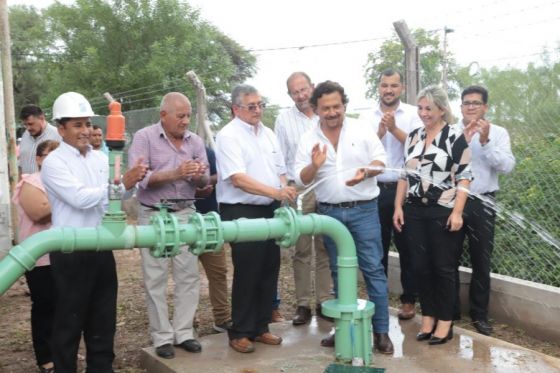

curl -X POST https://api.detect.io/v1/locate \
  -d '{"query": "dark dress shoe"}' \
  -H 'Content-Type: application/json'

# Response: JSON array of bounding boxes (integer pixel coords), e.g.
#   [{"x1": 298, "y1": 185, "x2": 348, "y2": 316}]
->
[
  {"x1": 374, "y1": 333, "x2": 394, "y2": 354},
  {"x1": 229, "y1": 337, "x2": 255, "y2": 353},
  {"x1": 398, "y1": 303, "x2": 416, "y2": 320},
  {"x1": 429, "y1": 326, "x2": 454, "y2": 345},
  {"x1": 320, "y1": 334, "x2": 335, "y2": 347},
  {"x1": 473, "y1": 319, "x2": 493, "y2": 336},
  {"x1": 316, "y1": 305, "x2": 334, "y2": 322},
  {"x1": 292, "y1": 306, "x2": 312, "y2": 325},
  {"x1": 177, "y1": 339, "x2": 202, "y2": 353},
  {"x1": 155, "y1": 343, "x2": 175, "y2": 359}
]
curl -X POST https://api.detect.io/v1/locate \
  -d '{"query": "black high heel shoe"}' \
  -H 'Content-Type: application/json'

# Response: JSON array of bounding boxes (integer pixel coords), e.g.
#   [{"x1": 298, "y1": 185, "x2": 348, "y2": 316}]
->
[
  {"x1": 428, "y1": 324, "x2": 453, "y2": 345},
  {"x1": 416, "y1": 324, "x2": 437, "y2": 341}
]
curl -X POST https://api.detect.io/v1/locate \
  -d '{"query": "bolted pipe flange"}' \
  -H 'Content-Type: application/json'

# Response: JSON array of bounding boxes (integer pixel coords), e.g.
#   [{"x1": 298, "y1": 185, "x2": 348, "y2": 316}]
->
[
  {"x1": 187, "y1": 212, "x2": 225, "y2": 256},
  {"x1": 273, "y1": 207, "x2": 300, "y2": 248},
  {"x1": 149, "y1": 208, "x2": 184, "y2": 258}
]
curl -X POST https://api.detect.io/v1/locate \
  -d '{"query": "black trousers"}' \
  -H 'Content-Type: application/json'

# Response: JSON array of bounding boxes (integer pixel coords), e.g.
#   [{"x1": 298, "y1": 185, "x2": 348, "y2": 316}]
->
[
  {"x1": 404, "y1": 203, "x2": 462, "y2": 321},
  {"x1": 25, "y1": 265, "x2": 56, "y2": 366},
  {"x1": 50, "y1": 251, "x2": 117, "y2": 373},
  {"x1": 220, "y1": 202, "x2": 280, "y2": 340},
  {"x1": 459, "y1": 196, "x2": 496, "y2": 321},
  {"x1": 378, "y1": 183, "x2": 417, "y2": 304}
]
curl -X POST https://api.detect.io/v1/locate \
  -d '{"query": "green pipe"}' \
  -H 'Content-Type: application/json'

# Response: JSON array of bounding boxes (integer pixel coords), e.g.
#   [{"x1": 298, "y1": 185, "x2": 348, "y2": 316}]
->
[{"x1": 0, "y1": 207, "x2": 374, "y2": 366}]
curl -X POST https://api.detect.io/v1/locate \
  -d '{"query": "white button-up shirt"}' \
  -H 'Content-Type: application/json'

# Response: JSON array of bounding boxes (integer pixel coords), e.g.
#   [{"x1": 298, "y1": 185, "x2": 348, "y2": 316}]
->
[
  {"x1": 216, "y1": 117, "x2": 286, "y2": 205},
  {"x1": 41, "y1": 142, "x2": 109, "y2": 228},
  {"x1": 294, "y1": 118, "x2": 387, "y2": 204},
  {"x1": 456, "y1": 121, "x2": 515, "y2": 194},
  {"x1": 274, "y1": 106, "x2": 319, "y2": 181},
  {"x1": 360, "y1": 101, "x2": 422, "y2": 183}
]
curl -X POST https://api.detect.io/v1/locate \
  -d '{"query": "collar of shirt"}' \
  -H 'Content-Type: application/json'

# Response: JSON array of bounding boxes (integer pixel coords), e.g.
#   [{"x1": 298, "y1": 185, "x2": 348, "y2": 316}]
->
[
  {"x1": 60, "y1": 140, "x2": 93, "y2": 158},
  {"x1": 374, "y1": 101, "x2": 406, "y2": 116},
  {"x1": 233, "y1": 117, "x2": 266, "y2": 135},
  {"x1": 157, "y1": 121, "x2": 192, "y2": 141}
]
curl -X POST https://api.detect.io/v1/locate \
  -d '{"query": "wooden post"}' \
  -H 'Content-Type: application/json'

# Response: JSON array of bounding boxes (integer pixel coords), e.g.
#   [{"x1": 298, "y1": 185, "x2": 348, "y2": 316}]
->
[
  {"x1": 393, "y1": 20, "x2": 420, "y2": 104},
  {"x1": 0, "y1": 0, "x2": 16, "y2": 250},
  {"x1": 186, "y1": 71, "x2": 216, "y2": 150}
]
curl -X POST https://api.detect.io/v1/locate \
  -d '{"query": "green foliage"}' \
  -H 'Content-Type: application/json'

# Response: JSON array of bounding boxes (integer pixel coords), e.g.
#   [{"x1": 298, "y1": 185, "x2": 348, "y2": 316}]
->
[
  {"x1": 364, "y1": 28, "x2": 460, "y2": 100},
  {"x1": 10, "y1": 0, "x2": 256, "y2": 122}
]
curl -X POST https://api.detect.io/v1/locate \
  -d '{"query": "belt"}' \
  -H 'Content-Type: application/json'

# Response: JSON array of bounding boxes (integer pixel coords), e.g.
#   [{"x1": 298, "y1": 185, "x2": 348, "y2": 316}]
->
[
  {"x1": 139, "y1": 202, "x2": 193, "y2": 212},
  {"x1": 318, "y1": 198, "x2": 375, "y2": 208},
  {"x1": 406, "y1": 196, "x2": 439, "y2": 206}
]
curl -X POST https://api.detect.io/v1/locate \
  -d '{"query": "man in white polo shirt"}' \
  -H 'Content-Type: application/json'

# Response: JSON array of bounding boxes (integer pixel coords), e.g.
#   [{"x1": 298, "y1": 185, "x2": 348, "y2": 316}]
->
[
  {"x1": 295, "y1": 80, "x2": 393, "y2": 354},
  {"x1": 216, "y1": 84, "x2": 296, "y2": 354}
]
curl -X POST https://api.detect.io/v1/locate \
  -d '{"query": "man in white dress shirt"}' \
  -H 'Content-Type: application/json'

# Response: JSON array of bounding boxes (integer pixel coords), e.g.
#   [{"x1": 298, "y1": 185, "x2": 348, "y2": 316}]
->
[
  {"x1": 362, "y1": 68, "x2": 423, "y2": 320},
  {"x1": 41, "y1": 92, "x2": 147, "y2": 372},
  {"x1": 216, "y1": 84, "x2": 297, "y2": 354},
  {"x1": 459, "y1": 85, "x2": 515, "y2": 335},
  {"x1": 294, "y1": 80, "x2": 393, "y2": 354},
  {"x1": 274, "y1": 72, "x2": 331, "y2": 325}
]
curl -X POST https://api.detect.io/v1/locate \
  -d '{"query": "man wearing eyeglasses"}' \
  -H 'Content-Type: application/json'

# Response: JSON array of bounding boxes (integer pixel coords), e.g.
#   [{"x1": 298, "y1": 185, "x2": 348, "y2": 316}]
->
[
  {"x1": 458, "y1": 85, "x2": 515, "y2": 335},
  {"x1": 216, "y1": 84, "x2": 297, "y2": 353},
  {"x1": 274, "y1": 72, "x2": 332, "y2": 326}
]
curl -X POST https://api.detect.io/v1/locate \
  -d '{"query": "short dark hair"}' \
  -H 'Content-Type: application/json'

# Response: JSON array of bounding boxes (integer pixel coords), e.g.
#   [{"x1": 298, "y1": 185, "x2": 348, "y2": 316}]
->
[
  {"x1": 461, "y1": 85, "x2": 488, "y2": 104},
  {"x1": 19, "y1": 104, "x2": 43, "y2": 120},
  {"x1": 310, "y1": 80, "x2": 349, "y2": 108},
  {"x1": 92, "y1": 125, "x2": 102, "y2": 131},
  {"x1": 378, "y1": 68, "x2": 403, "y2": 84}
]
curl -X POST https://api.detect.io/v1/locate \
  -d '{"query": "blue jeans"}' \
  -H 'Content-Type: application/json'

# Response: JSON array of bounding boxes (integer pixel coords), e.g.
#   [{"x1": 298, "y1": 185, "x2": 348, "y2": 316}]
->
[{"x1": 317, "y1": 199, "x2": 389, "y2": 333}]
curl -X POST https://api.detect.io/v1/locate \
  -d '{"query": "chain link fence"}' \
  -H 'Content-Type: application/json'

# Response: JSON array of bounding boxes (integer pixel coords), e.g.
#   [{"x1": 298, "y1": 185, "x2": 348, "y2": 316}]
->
[{"x1": 97, "y1": 67, "x2": 560, "y2": 289}]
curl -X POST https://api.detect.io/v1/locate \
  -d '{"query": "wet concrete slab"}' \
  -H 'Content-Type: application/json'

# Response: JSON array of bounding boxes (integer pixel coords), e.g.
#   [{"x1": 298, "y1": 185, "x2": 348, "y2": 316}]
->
[{"x1": 140, "y1": 312, "x2": 560, "y2": 373}]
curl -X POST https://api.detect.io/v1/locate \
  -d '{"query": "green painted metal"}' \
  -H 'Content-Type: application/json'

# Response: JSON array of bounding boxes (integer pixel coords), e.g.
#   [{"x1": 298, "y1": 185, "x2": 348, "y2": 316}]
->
[{"x1": 0, "y1": 206, "x2": 375, "y2": 366}]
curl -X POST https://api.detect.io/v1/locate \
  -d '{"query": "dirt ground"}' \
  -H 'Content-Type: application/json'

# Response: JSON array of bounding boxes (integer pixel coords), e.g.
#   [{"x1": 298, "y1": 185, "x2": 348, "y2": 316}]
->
[{"x1": 1, "y1": 246, "x2": 559, "y2": 373}]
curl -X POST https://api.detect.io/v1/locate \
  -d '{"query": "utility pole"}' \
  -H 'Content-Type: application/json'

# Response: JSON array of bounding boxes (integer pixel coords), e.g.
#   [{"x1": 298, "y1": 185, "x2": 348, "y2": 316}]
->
[
  {"x1": 441, "y1": 26, "x2": 454, "y2": 91},
  {"x1": 0, "y1": 0, "x2": 16, "y2": 254},
  {"x1": 393, "y1": 20, "x2": 420, "y2": 104}
]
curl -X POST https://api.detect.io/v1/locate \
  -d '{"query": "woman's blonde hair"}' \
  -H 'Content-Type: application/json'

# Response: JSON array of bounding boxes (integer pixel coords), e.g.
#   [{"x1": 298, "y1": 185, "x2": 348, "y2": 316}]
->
[{"x1": 417, "y1": 85, "x2": 455, "y2": 124}]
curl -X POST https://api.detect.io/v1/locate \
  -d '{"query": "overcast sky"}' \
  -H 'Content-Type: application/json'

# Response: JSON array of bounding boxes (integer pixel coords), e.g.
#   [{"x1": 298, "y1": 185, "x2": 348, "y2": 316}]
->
[{"x1": 9, "y1": 0, "x2": 560, "y2": 111}]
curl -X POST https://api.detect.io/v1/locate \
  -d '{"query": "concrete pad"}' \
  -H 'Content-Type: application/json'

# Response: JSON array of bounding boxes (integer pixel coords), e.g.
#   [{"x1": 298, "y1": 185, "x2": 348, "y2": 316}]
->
[{"x1": 141, "y1": 312, "x2": 560, "y2": 373}]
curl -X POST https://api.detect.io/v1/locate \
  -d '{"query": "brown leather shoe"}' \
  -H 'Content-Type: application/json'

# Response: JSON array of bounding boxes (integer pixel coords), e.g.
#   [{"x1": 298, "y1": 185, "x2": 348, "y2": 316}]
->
[
  {"x1": 398, "y1": 303, "x2": 416, "y2": 320},
  {"x1": 229, "y1": 338, "x2": 255, "y2": 353},
  {"x1": 374, "y1": 333, "x2": 394, "y2": 354},
  {"x1": 320, "y1": 334, "x2": 335, "y2": 347},
  {"x1": 292, "y1": 306, "x2": 312, "y2": 325},
  {"x1": 271, "y1": 309, "x2": 285, "y2": 323},
  {"x1": 255, "y1": 332, "x2": 282, "y2": 345}
]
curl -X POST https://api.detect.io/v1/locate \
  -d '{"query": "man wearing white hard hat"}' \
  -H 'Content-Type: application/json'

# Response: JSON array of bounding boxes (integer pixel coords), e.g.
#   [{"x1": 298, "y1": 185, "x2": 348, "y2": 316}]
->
[{"x1": 41, "y1": 92, "x2": 147, "y2": 373}]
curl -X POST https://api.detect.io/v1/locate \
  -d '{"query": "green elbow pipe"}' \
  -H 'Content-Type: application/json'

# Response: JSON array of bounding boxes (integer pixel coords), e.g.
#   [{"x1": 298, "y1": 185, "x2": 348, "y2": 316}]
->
[{"x1": 0, "y1": 207, "x2": 373, "y2": 365}]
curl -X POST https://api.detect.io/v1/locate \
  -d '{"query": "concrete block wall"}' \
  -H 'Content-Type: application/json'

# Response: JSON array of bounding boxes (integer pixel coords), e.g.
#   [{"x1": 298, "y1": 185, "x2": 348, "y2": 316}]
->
[{"x1": 387, "y1": 252, "x2": 560, "y2": 344}]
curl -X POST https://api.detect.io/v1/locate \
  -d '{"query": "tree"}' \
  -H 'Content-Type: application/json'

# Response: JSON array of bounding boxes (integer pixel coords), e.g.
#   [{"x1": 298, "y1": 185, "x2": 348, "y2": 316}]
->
[
  {"x1": 363, "y1": 28, "x2": 460, "y2": 100},
  {"x1": 10, "y1": 0, "x2": 256, "y2": 123},
  {"x1": 9, "y1": 5, "x2": 52, "y2": 111}
]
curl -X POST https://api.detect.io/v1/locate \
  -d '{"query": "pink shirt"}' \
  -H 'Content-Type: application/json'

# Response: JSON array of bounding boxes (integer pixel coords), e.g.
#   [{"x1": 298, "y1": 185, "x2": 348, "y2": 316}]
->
[{"x1": 12, "y1": 173, "x2": 51, "y2": 267}]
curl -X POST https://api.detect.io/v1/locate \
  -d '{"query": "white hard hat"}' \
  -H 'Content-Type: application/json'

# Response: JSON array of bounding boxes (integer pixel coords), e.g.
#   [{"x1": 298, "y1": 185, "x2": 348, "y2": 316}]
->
[{"x1": 52, "y1": 92, "x2": 96, "y2": 120}]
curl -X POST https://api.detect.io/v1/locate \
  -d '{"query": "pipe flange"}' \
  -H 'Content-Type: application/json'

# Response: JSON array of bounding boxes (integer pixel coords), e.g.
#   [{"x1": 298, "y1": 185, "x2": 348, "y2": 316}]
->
[
  {"x1": 149, "y1": 210, "x2": 183, "y2": 257},
  {"x1": 273, "y1": 207, "x2": 300, "y2": 248},
  {"x1": 188, "y1": 212, "x2": 225, "y2": 256}
]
